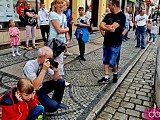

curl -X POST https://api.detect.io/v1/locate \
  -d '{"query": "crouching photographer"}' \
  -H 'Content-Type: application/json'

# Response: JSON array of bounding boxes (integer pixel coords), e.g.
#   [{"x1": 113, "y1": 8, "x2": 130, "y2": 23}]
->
[{"x1": 23, "y1": 46, "x2": 67, "y2": 113}]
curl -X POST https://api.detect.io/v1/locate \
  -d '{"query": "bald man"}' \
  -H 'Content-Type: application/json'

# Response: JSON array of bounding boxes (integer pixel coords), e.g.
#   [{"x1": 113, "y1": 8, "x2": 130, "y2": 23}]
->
[{"x1": 23, "y1": 46, "x2": 67, "y2": 112}]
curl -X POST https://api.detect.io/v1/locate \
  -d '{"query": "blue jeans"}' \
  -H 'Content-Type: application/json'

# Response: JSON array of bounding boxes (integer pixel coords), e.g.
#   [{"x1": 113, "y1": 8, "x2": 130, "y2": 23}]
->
[
  {"x1": 136, "y1": 26, "x2": 146, "y2": 47},
  {"x1": 149, "y1": 33, "x2": 156, "y2": 42},
  {"x1": 103, "y1": 45, "x2": 121, "y2": 67},
  {"x1": 37, "y1": 78, "x2": 65, "y2": 112},
  {"x1": 27, "y1": 105, "x2": 44, "y2": 120}
]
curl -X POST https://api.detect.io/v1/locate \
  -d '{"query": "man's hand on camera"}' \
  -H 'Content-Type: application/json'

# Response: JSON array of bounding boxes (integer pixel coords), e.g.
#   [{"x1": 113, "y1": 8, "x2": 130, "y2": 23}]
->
[
  {"x1": 50, "y1": 59, "x2": 59, "y2": 72},
  {"x1": 42, "y1": 59, "x2": 50, "y2": 70}
]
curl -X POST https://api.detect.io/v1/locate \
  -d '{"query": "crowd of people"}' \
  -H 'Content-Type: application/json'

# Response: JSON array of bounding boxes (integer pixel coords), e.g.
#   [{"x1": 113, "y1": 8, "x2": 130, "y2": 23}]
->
[{"x1": 0, "y1": 0, "x2": 159, "y2": 119}]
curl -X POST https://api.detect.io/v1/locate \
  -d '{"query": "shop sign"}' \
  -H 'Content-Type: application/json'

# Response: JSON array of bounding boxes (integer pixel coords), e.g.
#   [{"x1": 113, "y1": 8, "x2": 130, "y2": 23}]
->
[{"x1": 0, "y1": 0, "x2": 20, "y2": 22}]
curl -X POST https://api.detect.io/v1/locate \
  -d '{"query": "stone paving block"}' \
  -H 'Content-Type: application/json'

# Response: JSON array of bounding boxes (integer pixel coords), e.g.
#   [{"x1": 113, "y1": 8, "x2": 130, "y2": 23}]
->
[
  {"x1": 130, "y1": 86, "x2": 140, "y2": 90},
  {"x1": 98, "y1": 111, "x2": 112, "y2": 120},
  {"x1": 147, "y1": 93, "x2": 153, "y2": 97},
  {"x1": 125, "y1": 78, "x2": 134, "y2": 82},
  {"x1": 143, "y1": 101, "x2": 153, "y2": 107},
  {"x1": 132, "y1": 83, "x2": 143, "y2": 88},
  {"x1": 110, "y1": 97, "x2": 122, "y2": 103},
  {"x1": 135, "y1": 105, "x2": 147, "y2": 112},
  {"x1": 113, "y1": 112, "x2": 128, "y2": 120},
  {"x1": 143, "y1": 85, "x2": 152, "y2": 89},
  {"x1": 135, "y1": 74, "x2": 143, "y2": 78},
  {"x1": 114, "y1": 92, "x2": 125, "y2": 98},
  {"x1": 133, "y1": 78, "x2": 145, "y2": 82},
  {"x1": 126, "y1": 93, "x2": 137, "y2": 98},
  {"x1": 126, "y1": 109, "x2": 140, "y2": 117},
  {"x1": 103, "y1": 106, "x2": 116, "y2": 114},
  {"x1": 117, "y1": 107, "x2": 126, "y2": 113},
  {"x1": 143, "y1": 76, "x2": 151, "y2": 79},
  {"x1": 136, "y1": 91, "x2": 146, "y2": 96},
  {"x1": 129, "y1": 116, "x2": 143, "y2": 120},
  {"x1": 117, "y1": 87, "x2": 127, "y2": 93},
  {"x1": 130, "y1": 98, "x2": 142, "y2": 105},
  {"x1": 124, "y1": 96, "x2": 130, "y2": 102},
  {"x1": 120, "y1": 101, "x2": 134, "y2": 109},
  {"x1": 140, "y1": 88, "x2": 150, "y2": 93},
  {"x1": 137, "y1": 95, "x2": 150, "y2": 101},
  {"x1": 127, "y1": 89, "x2": 135, "y2": 94},
  {"x1": 107, "y1": 101, "x2": 119, "y2": 109}
]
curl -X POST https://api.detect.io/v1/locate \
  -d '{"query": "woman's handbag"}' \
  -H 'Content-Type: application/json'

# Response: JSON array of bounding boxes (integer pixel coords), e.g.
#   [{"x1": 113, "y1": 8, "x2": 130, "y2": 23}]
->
[
  {"x1": 47, "y1": 14, "x2": 66, "y2": 58},
  {"x1": 47, "y1": 38, "x2": 66, "y2": 58}
]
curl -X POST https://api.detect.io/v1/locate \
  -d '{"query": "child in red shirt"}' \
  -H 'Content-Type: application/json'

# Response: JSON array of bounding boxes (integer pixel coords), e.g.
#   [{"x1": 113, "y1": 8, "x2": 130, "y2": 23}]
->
[{"x1": 0, "y1": 78, "x2": 44, "y2": 120}]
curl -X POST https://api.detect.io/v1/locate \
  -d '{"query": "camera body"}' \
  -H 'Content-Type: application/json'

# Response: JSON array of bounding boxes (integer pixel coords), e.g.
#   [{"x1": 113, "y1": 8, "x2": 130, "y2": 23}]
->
[{"x1": 48, "y1": 58, "x2": 58, "y2": 68}]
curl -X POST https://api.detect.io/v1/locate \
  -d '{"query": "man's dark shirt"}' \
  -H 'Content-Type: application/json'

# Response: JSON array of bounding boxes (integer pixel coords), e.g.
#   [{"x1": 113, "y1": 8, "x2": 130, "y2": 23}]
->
[
  {"x1": 102, "y1": 11, "x2": 126, "y2": 46},
  {"x1": 24, "y1": 9, "x2": 37, "y2": 26}
]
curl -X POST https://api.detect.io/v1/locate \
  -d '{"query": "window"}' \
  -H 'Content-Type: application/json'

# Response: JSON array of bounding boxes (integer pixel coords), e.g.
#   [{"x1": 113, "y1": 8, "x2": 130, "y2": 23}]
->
[{"x1": 0, "y1": 0, "x2": 40, "y2": 28}]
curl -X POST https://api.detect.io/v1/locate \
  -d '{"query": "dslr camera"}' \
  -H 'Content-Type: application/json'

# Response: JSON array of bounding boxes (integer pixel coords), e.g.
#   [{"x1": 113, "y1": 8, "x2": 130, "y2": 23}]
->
[{"x1": 48, "y1": 58, "x2": 59, "y2": 68}]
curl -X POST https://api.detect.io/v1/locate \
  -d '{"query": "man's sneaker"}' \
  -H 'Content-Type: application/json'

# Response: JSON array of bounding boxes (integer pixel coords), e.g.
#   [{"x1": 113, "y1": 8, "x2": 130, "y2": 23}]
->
[
  {"x1": 76, "y1": 55, "x2": 81, "y2": 59},
  {"x1": 65, "y1": 81, "x2": 71, "y2": 87},
  {"x1": 98, "y1": 77, "x2": 109, "y2": 84},
  {"x1": 64, "y1": 51, "x2": 73, "y2": 56},
  {"x1": 112, "y1": 74, "x2": 118, "y2": 83},
  {"x1": 80, "y1": 56, "x2": 86, "y2": 61}
]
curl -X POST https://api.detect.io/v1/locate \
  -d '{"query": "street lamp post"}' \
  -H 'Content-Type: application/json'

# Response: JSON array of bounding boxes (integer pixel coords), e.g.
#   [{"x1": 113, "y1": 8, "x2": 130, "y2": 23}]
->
[{"x1": 156, "y1": 0, "x2": 160, "y2": 35}]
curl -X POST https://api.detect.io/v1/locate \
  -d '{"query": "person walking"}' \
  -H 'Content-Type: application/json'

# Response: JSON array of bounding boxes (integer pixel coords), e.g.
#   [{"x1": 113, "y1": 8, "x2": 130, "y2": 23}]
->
[
  {"x1": 38, "y1": 2, "x2": 50, "y2": 46},
  {"x1": 24, "y1": 1, "x2": 38, "y2": 50},
  {"x1": 98, "y1": 0, "x2": 125, "y2": 83},
  {"x1": 8, "y1": 19, "x2": 21, "y2": 57},
  {"x1": 148, "y1": 21, "x2": 158, "y2": 44},
  {"x1": 135, "y1": 9, "x2": 148, "y2": 49}
]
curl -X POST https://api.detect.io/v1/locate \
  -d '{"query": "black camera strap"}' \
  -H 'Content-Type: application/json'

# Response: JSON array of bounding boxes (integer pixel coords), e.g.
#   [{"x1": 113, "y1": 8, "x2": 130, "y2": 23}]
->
[{"x1": 36, "y1": 64, "x2": 42, "y2": 76}]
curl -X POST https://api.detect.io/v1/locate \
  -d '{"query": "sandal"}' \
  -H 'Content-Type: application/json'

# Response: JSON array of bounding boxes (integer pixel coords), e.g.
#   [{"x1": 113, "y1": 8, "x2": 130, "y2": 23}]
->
[
  {"x1": 25, "y1": 47, "x2": 29, "y2": 50},
  {"x1": 32, "y1": 46, "x2": 37, "y2": 49}
]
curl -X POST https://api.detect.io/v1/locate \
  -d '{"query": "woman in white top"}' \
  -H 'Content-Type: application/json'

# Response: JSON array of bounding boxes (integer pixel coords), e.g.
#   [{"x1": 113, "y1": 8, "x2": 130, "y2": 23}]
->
[{"x1": 48, "y1": 0, "x2": 69, "y2": 77}]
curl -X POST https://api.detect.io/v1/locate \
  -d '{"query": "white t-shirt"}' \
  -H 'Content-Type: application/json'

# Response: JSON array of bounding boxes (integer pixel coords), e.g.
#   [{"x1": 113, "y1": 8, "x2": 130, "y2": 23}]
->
[
  {"x1": 135, "y1": 14, "x2": 148, "y2": 26},
  {"x1": 151, "y1": 25, "x2": 158, "y2": 34},
  {"x1": 77, "y1": 15, "x2": 90, "y2": 24},
  {"x1": 49, "y1": 11, "x2": 67, "y2": 42}
]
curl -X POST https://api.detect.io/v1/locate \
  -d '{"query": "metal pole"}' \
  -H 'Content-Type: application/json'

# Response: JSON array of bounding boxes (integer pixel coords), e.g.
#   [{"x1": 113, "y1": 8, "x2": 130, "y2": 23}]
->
[
  {"x1": 156, "y1": 0, "x2": 160, "y2": 21},
  {"x1": 139, "y1": 0, "x2": 141, "y2": 11}
]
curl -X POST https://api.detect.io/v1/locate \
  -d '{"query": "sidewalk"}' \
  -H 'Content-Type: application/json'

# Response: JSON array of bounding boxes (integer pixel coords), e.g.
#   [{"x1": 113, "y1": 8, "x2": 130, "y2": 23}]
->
[
  {"x1": 0, "y1": 31, "x2": 155, "y2": 119},
  {"x1": 96, "y1": 36, "x2": 158, "y2": 120}
]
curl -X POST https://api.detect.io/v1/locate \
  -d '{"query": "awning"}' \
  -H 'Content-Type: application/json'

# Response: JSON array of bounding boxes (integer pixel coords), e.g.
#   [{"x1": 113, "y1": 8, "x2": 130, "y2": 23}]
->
[{"x1": 129, "y1": 0, "x2": 136, "y2": 3}]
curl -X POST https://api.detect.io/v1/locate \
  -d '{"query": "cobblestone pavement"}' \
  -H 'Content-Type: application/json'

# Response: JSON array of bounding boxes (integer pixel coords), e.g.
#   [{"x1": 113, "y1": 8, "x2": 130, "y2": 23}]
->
[
  {"x1": 0, "y1": 31, "x2": 157, "y2": 120},
  {"x1": 96, "y1": 37, "x2": 159, "y2": 120}
]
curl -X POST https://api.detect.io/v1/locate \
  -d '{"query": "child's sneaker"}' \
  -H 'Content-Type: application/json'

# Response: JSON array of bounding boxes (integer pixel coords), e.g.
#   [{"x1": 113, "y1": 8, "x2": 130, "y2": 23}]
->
[
  {"x1": 12, "y1": 53, "x2": 16, "y2": 57},
  {"x1": 16, "y1": 52, "x2": 21, "y2": 56},
  {"x1": 36, "y1": 114, "x2": 43, "y2": 120},
  {"x1": 153, "y1": 42, "x2": 155, "y2": 44}
]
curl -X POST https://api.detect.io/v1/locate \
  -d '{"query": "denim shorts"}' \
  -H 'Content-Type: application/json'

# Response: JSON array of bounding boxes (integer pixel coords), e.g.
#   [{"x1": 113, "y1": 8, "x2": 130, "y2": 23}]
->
[{"x1": 103, "y1": 45, "x2": 121, "y2": 67}]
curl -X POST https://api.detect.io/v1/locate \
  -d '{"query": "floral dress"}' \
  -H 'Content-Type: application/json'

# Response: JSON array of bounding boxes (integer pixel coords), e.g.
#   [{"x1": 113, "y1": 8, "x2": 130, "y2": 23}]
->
[{"x1": 9, "y1": 27, "x2": 21, "y2": 46}]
